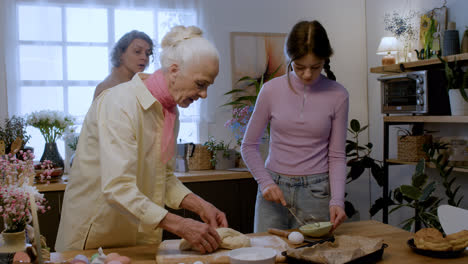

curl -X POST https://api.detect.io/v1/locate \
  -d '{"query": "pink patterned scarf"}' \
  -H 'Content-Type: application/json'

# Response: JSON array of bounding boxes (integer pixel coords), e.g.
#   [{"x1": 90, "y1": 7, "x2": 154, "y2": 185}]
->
[{"x1": 143, "y1": 69, "x2": 177, "y2": 164}]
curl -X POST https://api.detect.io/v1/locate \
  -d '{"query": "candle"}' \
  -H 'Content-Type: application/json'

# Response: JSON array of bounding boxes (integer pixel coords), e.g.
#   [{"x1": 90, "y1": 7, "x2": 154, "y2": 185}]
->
[{"x1": 28, "y1": 191, "x2": 44, "y2": 264}]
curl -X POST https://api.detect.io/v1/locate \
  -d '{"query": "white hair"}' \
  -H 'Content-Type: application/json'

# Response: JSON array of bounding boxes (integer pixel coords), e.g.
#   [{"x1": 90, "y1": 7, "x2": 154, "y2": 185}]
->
[{"x1": 159, "y1": 25, "x2": 219, "y2": 71}]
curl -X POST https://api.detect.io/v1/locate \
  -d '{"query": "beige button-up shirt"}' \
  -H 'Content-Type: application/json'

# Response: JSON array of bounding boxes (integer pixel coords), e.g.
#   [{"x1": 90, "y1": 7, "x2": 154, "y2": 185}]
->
[{"x1": 55, "y1": 73, "x2": 192, "y2": 251}]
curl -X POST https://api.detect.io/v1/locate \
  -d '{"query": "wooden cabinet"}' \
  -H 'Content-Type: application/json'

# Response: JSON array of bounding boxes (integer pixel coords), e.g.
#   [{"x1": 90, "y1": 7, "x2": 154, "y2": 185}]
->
[
  {"x1": 28, "y1": 171, "x2": 256, "y2": 251},
  {"x1": 38, "y1": 191, "x2": 64, "y2": 251},
  {"x1": 163, "y1": 177, "x2": 258, "y2": 240}
]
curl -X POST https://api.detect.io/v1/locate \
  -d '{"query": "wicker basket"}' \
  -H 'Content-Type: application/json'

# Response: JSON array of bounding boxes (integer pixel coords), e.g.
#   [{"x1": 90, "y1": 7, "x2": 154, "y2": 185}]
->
[
  {"x1": 187, "y1": 144, "x2": 213, "y2": 170},
  {"x1": 397, "y1": 135, "x2": 432, "y2": 162}
]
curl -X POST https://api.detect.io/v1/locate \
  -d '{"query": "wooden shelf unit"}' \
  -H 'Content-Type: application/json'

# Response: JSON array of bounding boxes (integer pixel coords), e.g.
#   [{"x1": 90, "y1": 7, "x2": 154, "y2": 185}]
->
[
  {"x1": 370, "y1": 52, "x2": 468, "y2": 74},
  {"x1": 386, "y1": 159, "x2": 468, "y2": 173},
  {"x1": 383, "y1": 115, "x2": 468, "y2": 123}
]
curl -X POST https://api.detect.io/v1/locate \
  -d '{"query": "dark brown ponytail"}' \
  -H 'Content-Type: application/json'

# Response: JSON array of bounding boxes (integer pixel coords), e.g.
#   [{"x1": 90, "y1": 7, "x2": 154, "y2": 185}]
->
[{"x1": 323, "y1": 58, "x2": 336, "y2": 81}]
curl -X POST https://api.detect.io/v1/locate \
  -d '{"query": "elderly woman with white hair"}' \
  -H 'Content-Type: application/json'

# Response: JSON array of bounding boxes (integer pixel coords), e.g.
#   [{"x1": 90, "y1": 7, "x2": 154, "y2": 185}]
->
[{"x1": 56, "y1": 25, "x2": 226, "y2": 253}]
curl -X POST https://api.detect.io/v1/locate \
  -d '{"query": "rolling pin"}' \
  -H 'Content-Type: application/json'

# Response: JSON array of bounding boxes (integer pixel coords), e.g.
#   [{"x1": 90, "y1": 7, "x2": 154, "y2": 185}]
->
[{"x1": 268, "y1": 228, "x2": 292, "y2": 237}]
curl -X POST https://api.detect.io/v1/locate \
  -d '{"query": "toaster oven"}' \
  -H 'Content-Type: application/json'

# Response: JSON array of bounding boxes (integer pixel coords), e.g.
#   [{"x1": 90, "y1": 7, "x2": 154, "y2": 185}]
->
[{"x1": 378, "y1": 69, "x2": 451, "y2": 115}]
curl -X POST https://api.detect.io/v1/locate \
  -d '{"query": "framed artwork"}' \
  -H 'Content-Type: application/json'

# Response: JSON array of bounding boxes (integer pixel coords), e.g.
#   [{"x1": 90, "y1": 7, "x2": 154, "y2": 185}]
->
[
  {"x1": 230, "y1": 32, "x2": 287, "y2": 102},
  {"x1": 419, "y1": 6, "x2": 447, "y2": 52}
]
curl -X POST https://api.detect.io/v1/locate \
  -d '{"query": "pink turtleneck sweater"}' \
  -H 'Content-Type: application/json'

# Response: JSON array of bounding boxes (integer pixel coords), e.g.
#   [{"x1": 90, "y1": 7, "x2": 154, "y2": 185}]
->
[{"x1": 240, "y1": 72, "x2": 349, "y2": 208}]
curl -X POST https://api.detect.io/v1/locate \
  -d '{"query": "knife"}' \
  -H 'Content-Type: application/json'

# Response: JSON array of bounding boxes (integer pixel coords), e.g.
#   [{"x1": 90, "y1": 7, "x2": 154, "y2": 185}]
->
[{"x1": 267, "y1": 228, "x2": 318, "y2": 244}]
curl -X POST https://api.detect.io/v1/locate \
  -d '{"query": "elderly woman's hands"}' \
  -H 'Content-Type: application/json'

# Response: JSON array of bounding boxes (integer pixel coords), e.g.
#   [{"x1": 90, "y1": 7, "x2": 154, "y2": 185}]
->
[
  {"x1": 198, "y1": 201, "x2": 228, "y2": 228},
  {"x1": 177, "y1": 217, "x2": 222, "y2": 253}
]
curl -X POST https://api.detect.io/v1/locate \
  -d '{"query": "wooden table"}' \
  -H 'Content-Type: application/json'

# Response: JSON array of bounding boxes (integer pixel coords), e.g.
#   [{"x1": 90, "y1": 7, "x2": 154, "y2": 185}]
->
[{"x1": 50, "y1": 220, "x2": 468, "y2": 264}]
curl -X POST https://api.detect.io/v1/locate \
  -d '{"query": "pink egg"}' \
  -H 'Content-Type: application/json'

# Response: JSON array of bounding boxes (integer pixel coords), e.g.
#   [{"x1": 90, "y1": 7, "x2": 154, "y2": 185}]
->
[
  {"x1": 105, "y1": 252, "x2": 121, "y2": 263},
  {"x1": 115, "y1": 256, "x2": 132, "y2": 264},
  {"x1": 107, "y1": 261, "x2": 123, "y2": 264},
  {"x1": 70, "y1": 260, "x2": 88, "y2": 264},
  {"x1": 13, "y1": 251, "x2": 31, "y2": 262}
]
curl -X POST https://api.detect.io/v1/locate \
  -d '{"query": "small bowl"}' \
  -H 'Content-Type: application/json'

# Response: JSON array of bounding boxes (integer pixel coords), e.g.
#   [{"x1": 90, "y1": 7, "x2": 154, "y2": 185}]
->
[
  {"x1": 228, "y1": 247, "x2": 276, "y2": 264},
  {"x1": 299, "y1": 222, "x2": 333, "y2": 237}
]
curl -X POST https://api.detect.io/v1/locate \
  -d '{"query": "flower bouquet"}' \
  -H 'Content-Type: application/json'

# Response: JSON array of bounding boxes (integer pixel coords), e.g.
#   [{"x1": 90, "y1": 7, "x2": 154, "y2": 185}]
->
[
  {"x1": 0, "y1": 151, "x2": 50, "y2": 234},
  {"x1": 26, "y1": 110, "x2": 75, "y2": 169}
]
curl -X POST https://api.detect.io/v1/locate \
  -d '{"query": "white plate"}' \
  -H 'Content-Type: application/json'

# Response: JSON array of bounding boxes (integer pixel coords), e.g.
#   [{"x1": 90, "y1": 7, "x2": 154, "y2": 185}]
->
[{"x1": 437, "y1": 205, "x2": 468, "y2": 235}]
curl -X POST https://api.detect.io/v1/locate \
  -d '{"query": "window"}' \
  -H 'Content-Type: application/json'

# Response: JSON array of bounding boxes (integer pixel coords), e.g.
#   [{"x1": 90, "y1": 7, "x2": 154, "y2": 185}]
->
[{"x1": 16, "y1": 2, "x2": 198, "y2": 160}]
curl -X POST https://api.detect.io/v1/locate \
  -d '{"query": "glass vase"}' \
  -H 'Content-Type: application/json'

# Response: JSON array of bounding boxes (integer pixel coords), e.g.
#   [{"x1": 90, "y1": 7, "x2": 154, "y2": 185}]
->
[
  {"x1": 0, "y1": 230, "x2": 26, "y2": 253},
  {"x1": 40, "y1": 142, "x2": 64, "y2": 168}
]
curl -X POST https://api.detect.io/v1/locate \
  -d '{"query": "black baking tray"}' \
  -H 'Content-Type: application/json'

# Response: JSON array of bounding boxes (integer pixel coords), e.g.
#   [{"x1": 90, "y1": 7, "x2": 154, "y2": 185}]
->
[
  {"x1": 283, "y1": 243, "x2": 388, "y2": 264},
  {"x1": 407, "y1": 238, "x2": 466, "y2": 259}
]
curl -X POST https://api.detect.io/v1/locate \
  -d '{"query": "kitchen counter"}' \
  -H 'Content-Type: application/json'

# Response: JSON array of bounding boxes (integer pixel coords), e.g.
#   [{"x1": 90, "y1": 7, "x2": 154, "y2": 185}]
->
[
  {"x1": 50, "y1": 220, "x2": 468, "y2": 263},
  {"x1": 34, "y1": 170, "x2": 253, "y2": 192}
]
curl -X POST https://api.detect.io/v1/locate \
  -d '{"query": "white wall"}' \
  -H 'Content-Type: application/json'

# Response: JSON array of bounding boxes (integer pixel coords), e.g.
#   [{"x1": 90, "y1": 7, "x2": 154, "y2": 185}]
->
[
  {"x1": 366, "y1": 0, "x2": 468, "y2": 228},
  {"x1": 199, "y1": 0, "x2": 368, "y2": 143}
]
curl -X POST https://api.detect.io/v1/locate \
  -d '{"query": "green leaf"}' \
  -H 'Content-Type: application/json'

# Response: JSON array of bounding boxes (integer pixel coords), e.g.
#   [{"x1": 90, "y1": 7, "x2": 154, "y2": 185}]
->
[
  {"x1": 401, "y1": 218, "x2": 415, "y2": 231},
  {"x1": 371, "y1": 163, "x2": 384, "y2": 187},
  {"x1": 350, "y1": 119, "x2": 360, "y2": 132},
  {"x1": 237, "y1": 76, "x2": 255, "y2": 83},
  {"x1": 412, "y1": 171, "x2": 427, "y2": 189},
  {"x1": 345, "y1": 142, "x2": 357, "y2": 153},
  {"x1": 400, "y1": 185, "x2": 422, "y2": 200},
  {"x1": 365, "y1": 142, "x2": 373, "y2": 149},
  {"x1": 358, "y1": 124, "x2": 369, "y2": 133},
  {"x1": 415, "y1": 159, "x2": 426, "y2": 174},
  {"x1": 223, "y1": 89, "x2": 247, "y2": 96},
  {"x1": 369, "y1": 196, "x2": 396, "y2": 216},
  {"x1": 347, "y1": 165, "x2": 365, "y2": 183},
  {"x1": 419, "y1": 182, "x2": 436, "y2": 202}
]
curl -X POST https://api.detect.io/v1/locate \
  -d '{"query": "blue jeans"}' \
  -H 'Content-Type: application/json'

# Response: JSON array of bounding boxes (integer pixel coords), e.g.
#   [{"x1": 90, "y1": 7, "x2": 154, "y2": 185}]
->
[{"x1": 253, "y1": 170, "x2": 330, "y2": 232}]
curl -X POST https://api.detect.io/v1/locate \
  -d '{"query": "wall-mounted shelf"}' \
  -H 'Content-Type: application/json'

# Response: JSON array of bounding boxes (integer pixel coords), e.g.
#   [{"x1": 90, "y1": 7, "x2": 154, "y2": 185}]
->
[
  {"x1": 370, "y1": 53, "x2": 468, "y2": 74},
  {"x1": 383, "y1": 115, "x2": 468, "y2": 123},
  {"x1": 387, "y1": 159, "x2": 468, "y2": 173}
]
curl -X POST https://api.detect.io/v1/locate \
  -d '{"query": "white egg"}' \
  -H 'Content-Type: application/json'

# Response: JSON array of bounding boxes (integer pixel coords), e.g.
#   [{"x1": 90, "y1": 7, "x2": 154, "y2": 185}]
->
[
  {"x1": 193, "y1": 261, "x2": 204, "y2": 264},
  {"x1": 288, "y1": 231, "x2": 305, "y2": 244}
]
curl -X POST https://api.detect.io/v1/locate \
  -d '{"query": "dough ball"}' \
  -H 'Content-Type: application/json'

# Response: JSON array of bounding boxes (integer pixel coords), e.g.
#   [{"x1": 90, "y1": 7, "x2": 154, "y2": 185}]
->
[
  {"x1": 179, "y1": 227, "x2": 251, "y2": 251},
  {"x1": 288, "y1": 231, "x2": 304, "y2": 244}
]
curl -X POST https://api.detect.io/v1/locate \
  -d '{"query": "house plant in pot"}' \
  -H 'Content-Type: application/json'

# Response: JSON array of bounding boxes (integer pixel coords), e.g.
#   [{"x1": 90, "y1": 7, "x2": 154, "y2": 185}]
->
[
  {"x1": 26, "y1": 110, "x2": 75, "y2": 170},
  {"x1": 203, "y1": 136, "x2": 236, "y2": 170},
  {"x1": 0, "y1": 115, "x2": 31, "y2": 157},
  {"x1": 438, "y1": 55, "x2": 468, "y2": 115},
  {"x1": 0, "y1": 149, "x2": 50, "y2": 253},
  {"x1": 345, "y1": 119, "x2": 384, "y2": 219}
]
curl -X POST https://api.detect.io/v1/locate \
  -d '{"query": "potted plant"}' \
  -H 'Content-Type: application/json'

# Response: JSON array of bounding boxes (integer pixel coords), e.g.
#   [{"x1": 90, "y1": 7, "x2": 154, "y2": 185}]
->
[
  {"x1": 345, "y1": 119, "x2": 384, "y2": 219},
  {"x1": 0, "y1": 116, "x2": 31, "y2": 156},
  {"x1": 423, "y1": 142, "x2": 464, "y2": 207},
  {"x1": 438, "y1": 55, "x2": 468, "y2": 115},
  {"x1": 370, "y1": 159, "x2": 442, "y2": 232},
  {"x1": 203, "y1": 136, "x2": 235, "y2": 170},
  {"x1": 370, "y1": 143, "x2": 465, "y2": 232},
  {"x1": 26, "y1": 110, "x2": 75, "y2": 168},
  {"x1": 222, "y1": 65, "x2": 282, "y2": 140}
]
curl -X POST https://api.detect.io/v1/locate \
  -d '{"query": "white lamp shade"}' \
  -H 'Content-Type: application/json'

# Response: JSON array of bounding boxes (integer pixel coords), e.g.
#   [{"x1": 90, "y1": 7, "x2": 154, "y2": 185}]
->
[{"x1": 376, "y1": 37, "x2": 399, "y2": 55}]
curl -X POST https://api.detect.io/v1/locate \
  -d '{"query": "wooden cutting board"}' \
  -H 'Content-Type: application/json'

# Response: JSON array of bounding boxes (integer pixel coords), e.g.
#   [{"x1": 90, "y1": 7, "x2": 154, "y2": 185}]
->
[{"x1": 156, "y1": 234, "x2": 291, "y2": 264}]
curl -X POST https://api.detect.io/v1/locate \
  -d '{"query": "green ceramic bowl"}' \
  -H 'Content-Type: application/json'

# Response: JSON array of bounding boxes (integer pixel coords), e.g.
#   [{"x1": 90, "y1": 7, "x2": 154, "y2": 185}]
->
[{"x1": 299, "y1": 222, "x2": 333, "y2": 237}]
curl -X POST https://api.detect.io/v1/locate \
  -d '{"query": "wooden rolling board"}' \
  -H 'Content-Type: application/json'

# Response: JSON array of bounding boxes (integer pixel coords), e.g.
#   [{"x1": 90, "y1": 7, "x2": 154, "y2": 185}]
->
[{"x1": 156, "y1": 235, "x2": 290, "y2": 264}]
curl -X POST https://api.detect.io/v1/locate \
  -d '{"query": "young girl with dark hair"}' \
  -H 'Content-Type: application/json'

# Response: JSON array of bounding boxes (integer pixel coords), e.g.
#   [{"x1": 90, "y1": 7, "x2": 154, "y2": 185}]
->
[{"x1": 241, "y1": 20, "x2": 348, "y2": 232}]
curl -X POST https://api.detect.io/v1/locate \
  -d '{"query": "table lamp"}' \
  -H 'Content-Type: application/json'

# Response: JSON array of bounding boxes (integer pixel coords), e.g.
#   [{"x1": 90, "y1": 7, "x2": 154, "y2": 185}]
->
[{"x1": 377, "y1": 37, "x2": 398, "y2": 65}]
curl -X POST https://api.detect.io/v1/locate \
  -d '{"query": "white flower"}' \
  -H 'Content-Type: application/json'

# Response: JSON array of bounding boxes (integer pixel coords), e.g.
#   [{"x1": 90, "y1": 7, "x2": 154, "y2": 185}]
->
[{"x1": 26, "y1": 110, "x2": 75, "y2": 143}]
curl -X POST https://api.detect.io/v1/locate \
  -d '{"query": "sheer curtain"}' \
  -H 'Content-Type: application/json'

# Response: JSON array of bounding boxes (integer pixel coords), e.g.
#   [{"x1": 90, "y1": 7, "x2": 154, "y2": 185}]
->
[{"x1": 1, "y1": 0, "x2": 208, "y2": 166}]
